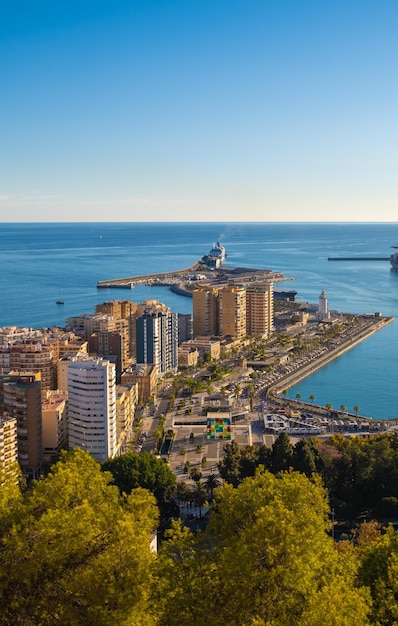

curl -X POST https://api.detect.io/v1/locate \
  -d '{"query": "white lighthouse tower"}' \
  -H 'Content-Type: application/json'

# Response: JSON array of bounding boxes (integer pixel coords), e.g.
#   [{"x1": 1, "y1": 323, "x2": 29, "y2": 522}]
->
[{"x1": 317, "y1": 289, "x2": 329, "y2": 321}]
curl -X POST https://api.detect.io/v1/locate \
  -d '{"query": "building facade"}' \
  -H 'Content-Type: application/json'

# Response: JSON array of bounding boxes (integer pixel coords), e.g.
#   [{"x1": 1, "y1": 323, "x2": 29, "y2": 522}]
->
[
  {"x1": 136, "y1": 301, "x2": 178, "y2": 374},
  {"x1": 219, "y1": 286, "x2": 246, "y2": 339},
  {"x1": 246, "y1": 283, "x2": 274, "y2": 338},
  {"x1": 67, "y1": 356, "x2": 117, "y2": 461},
  {"x1": 192, "y1": 288, "x2": 219, "y2": 338},
  {"x1": 0, "y1": 371, "x2": 43, "y2": 479}
]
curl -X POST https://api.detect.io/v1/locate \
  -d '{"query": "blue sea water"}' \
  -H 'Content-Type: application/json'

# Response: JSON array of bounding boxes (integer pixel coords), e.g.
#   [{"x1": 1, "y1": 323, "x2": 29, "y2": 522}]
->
[{"x1": 1, "y1": 222, "x2": 398, "y2": 420}]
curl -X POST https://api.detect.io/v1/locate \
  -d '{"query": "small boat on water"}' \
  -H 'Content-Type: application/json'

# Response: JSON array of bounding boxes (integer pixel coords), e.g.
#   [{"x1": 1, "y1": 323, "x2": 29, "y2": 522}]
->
[{"x1": 56, "y1": 300, "x2": 64, "y2": 305}]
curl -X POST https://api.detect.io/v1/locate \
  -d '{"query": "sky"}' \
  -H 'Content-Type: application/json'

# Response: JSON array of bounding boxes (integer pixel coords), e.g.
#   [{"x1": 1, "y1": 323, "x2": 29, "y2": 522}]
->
[{"x1": 1, "y1": 0, "x2": 398, "y2": 222}]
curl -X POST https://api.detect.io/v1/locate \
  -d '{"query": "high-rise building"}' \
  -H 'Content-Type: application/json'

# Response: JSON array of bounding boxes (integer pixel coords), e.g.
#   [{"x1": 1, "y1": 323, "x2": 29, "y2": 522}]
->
[
  {"x1": 0, "y1": 371, "x2": 43, "y2": 479},
  {"x1": 115, "y1": 384, "x2": 137, "y2": 454},
  {"x1": 192, "y1": 288, "x2": 219, "y2": 337},
  {"x1": 219, "y1": 286, "x2": 246, "y2": 339},
  {"x1": 0, "y1": 414, "x2": 18, "y2": 479},
  {"x1": 41, "y1": 390, "x2": 68, "y2": 461},
  {"x1": 95, "y1": 300, "x2": 138, "y2": 360},
  {"x1": 246, "y1": 283, "x2": 274, "y2": 338},
  {"x1": 178, "y1": 313, "x2": 192, "y2": 344},
  {"x1": 0, "y1": 341, "x2": 58, "y2": 391},
  {"x1": 67, "y1": 356, "x2": 117, "y2": 461},
  {"x1": 88, "y1": 332, "x2": 125, "y2": 382},
  {"x1": 136, "y1": 301, "x2": 178, "y2": 374}
]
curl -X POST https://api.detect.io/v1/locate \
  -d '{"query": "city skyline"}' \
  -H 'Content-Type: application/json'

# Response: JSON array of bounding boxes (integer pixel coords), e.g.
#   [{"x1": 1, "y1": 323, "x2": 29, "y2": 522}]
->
[{"x1": 2, "y1": 1, "x2": 398, "y2": 223}]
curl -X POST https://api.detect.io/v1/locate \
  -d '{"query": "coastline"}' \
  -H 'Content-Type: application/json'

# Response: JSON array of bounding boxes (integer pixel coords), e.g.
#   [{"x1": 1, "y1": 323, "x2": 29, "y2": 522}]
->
[{"x1": 267, "y1": 315, "x2": 394, "y2": 420}]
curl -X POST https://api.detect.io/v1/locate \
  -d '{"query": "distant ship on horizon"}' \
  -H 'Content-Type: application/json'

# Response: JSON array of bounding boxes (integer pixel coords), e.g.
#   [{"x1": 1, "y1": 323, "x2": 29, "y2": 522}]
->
[{"x1": 391, "y1": 247, "x2": 398, "y2": 271}]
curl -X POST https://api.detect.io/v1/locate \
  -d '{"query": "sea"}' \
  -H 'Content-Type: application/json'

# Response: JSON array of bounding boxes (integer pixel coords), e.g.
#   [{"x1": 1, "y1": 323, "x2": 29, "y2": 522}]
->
[{"x1": 1, "y1": 222, "x2": 398, "y2": 420}]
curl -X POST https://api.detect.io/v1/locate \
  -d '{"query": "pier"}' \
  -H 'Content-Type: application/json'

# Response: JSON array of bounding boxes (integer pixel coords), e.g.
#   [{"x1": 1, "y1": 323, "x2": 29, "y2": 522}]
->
[
  {"x1": 328, "y1": 257, "x2": 390, "y2": 261},
  {"x1": 97, "y1": 260, "x2": 296, "y2": 291}
]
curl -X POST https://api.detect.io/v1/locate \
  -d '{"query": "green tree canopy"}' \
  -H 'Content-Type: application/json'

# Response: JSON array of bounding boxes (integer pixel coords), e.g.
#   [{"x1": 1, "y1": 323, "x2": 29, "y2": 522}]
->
[
  {"x1": 156, "y1": 470, "x2": 371, "y2": 626},
  {"x1": 0, "y1": 449, "x2": 159, "y2": 626}
]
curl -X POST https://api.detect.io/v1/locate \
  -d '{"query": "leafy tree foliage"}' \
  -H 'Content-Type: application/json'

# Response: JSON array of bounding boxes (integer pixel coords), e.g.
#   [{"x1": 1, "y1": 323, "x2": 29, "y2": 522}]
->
[
  {"x1": 103, "y1": 451, "x2": 177, "y2": 523},
  {"x1": 0, "y1": 449, "x2": 159, "y2": 626},
  {"x1": 156, "y1": 470, "x2": 371, "y2": 626}
]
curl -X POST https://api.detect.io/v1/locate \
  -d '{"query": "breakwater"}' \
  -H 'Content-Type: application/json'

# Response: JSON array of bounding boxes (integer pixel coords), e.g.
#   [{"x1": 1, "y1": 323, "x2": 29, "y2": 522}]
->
[{"x1": 328, "y1": 257, "x2": 390, "y2": 261}]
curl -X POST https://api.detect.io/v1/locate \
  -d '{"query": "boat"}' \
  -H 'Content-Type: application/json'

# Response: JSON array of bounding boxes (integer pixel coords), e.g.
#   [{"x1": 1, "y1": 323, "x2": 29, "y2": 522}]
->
[
  {"x1": 209, "y1": 241, "x2": 226, "y2": 262},
  {"x1": 391, "y1": 247, "x2": 398, "y2": 271},
  {"x1": 201, "y1": 242, "x2": 226, "y2": 268},
  {"x1": 56, "y1": 300, "x2": 64, "y2": 305}
]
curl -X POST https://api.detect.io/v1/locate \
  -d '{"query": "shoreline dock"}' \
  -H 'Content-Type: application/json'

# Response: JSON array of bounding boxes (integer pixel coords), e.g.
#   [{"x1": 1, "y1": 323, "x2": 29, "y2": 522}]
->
[
  {"x1": 97, "y1": 261, "x2": 295, "y2": 291},
  {"x1": 267, "y1": 315, "x2": 394, "y2": 420}
]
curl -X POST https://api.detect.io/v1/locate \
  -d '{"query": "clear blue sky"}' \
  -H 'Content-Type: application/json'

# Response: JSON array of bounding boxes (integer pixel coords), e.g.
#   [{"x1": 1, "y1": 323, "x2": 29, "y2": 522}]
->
[{"x1": 1, "y1": 0, "x2": 397, "y2": 222}]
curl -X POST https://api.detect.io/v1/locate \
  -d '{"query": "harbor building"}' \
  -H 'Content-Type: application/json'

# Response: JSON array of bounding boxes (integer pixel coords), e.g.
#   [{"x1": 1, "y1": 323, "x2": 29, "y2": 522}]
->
[
  {"x1": 192, "y1": 288, "x2": 219, "y2": 338},
  {"x1": 136, "y1": 301, "x2": 178, "y2": 375},
  {"x1": 67, "y1": 356, "x2": 117, "y2": 461},
  {"x1": 0, "y1": 371, "x2": 43, "y2": 480},
  {"x1": 246, "y1": 283, "x2": 274, "y2": 338},
  {"x1": 219, "y1": 286, "x2": 247, "y2": 339}
]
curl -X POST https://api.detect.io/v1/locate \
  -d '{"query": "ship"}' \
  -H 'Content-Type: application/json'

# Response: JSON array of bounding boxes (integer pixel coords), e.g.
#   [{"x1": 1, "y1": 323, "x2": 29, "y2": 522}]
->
[
  {"x1": 202, "y1": 241, "x2": 226, "y2": 268},
  {"x1": 391, "y1": 247, "x2": 398, "y2": 271},
  {"x1": 209, "y1": 241, "x2": 226, "y2": 262}
]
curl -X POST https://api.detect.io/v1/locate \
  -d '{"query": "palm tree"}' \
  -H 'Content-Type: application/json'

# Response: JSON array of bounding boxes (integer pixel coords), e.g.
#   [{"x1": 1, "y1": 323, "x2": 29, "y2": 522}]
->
[
  {"x1": 309, "y1": 394, "x2": 316, "y2": 404},
  {"x1": 340, "y1": 404, "x2": 346, "y2": 414},
  {"x1": 296, "y1": 393, "x2": 302, "y2": 402},
  {"x1": 234, "y1": 383, "x2": 242, "y2": 400},
  {"x1": 282, "y1": 389, "x2": 288, "y2": 398},
  {"x1": 191, "y1": 480, "x2": 207, "y2": 518},
  {"x1": 204, "y1": 473, "x2": 221, "y2": 501},
  {"x1": 353, "y1": 405, "x2": 360, "y2": 416},
  {"x1": 325, "y1": 402, "x2": 332, "y2": 415},
  {"x1": 248, "y1": 383, "x2": 255, "y2": 411}
]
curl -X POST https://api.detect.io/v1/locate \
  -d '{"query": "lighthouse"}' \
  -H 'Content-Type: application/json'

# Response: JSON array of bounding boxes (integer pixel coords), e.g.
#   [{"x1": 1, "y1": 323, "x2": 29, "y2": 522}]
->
[{"x1": 317, "y1": 289, "x2": 329, "y2": 321}]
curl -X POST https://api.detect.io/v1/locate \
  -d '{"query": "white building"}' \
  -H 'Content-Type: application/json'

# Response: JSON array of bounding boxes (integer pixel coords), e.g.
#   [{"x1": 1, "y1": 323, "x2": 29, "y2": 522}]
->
[{"x1": 67, "y1": 356, "x2": 117, "y2": 461}]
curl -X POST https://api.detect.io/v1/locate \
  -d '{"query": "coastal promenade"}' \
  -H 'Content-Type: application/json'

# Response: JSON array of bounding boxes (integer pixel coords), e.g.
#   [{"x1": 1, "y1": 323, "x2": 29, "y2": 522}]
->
[{"x1": 266, "y1": 315, "x2": 394, "y2": 418}]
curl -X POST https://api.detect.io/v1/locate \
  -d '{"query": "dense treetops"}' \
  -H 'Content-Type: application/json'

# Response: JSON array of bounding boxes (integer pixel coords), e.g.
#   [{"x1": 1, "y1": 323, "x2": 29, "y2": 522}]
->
[{"x1": 3, "y1": 438, "x2": 398, "y2": 624}]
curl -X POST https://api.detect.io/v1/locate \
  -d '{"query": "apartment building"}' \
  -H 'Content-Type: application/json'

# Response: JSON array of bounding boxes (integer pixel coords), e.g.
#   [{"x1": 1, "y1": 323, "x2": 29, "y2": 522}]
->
[
  {"x1": 246, "y1": 283, "x2": 274, "y2": 338},
  {"x1": 41, "y1": 390, "x2": 68, "y2": 461},
  {"x1": 67, "y1": 356, "x2": 117, "y2": 461},
  {"x1": 219, "y1": 286, "x2": 246, "y2": 339},
  {"x1": 0, "y1": 371, "x2": 42, "y2": 479},
  {"x1": 192, "y1": 288, "x2": 219, "y2": 338}
]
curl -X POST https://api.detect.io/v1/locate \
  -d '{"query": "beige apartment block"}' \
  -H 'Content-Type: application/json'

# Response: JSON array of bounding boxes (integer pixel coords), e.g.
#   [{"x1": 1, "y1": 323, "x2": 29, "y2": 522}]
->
[
  {"x1": 41, "y1": 390, "x2": 68, "y2": 461},
  {"x1": 0, "y1": 371, "x2": 43, "y2": 480},
  {"x1": 180, "y1": 338, "x2": 221, "y2": 360},
  {"x1": 115, "y1": 384, "x2": 138, "y2": 454},
  {"x1": 0, "y1": 414, "x2": 18, "y2": 478},
  {"x1": 121, "y1": 364, "x2": 158, "y2": 404},
  {"x1": 192, "y1": 288, "x2": 219, "y2": 338},
  {"x1": 0, "y1": 340, "x2": 58, "y2": 391},
  {"x1": 246, "y1": 283, "x2": 274, "y2": 338},
  {"x1": 219, "y1": 285, "x2": 246, "y2": 339},
  {"x1": 178, "y1": 346, "x2": 199, "y2": 368}
]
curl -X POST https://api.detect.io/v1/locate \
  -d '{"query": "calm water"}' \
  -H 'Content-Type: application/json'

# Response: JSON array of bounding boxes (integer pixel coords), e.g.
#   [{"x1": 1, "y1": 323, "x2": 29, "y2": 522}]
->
[{"x1": 1, "y1": 222, "x2": 398, "y2": 419}]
